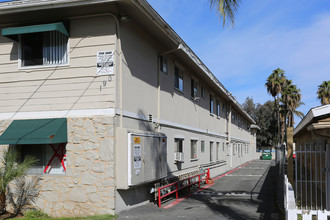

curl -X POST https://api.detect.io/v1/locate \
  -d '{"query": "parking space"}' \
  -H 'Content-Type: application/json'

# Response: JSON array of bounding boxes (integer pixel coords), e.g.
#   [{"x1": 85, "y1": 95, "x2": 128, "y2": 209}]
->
[{"x1": 117, "y1": 160, "x2": 281, "y2": 220}]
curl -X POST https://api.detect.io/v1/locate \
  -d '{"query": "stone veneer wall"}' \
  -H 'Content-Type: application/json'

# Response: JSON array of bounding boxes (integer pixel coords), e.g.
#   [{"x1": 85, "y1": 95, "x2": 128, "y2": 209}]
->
[{"x1": 0, "y1": 116, "x2": 116, "y2": 217}]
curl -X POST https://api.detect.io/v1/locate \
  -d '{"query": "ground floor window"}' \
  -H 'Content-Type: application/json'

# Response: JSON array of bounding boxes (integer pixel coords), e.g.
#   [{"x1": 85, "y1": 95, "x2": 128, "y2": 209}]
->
[
  {"x1": 201, "y1": 141, "x2": 205, "y2": 153},
  {"x1": 17, "y1": 143, "x2": 66, "y2": 175},
  {"x1": 190, "y1": 140, "x2": 198, "y2": 160},
  {"x1": 210, "y1": 142, "x2": 214, "y2": 162}
]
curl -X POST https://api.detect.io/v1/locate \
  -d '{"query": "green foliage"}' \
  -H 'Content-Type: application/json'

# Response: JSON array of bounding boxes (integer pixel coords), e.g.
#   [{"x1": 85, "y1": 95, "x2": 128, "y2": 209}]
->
[
  {"x1": 242, "y1": 98, "x2": 277, "y2": 147},
  {"x1": 0, "y1": 147, "x2": 38, "y2": 213},
  {"x1": 317, "y1": 80, "x2": 330, "y2": 105},
  {"x1": 24, "y1": 209, "x2": 49, "y2": 218},
  {"x1": 8, "y1": 177, "x2": 41, "y2": 216},
  {"x1": 209, "y1": 0, "x2": 241, "y2": 27}
]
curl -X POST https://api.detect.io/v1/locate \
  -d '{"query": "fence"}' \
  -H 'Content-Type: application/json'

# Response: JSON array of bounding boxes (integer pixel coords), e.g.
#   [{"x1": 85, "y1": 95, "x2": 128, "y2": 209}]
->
[
  {"x1": 157, "y1": 168, "x2": 210, "y2": 207},
  {"x1": 285, "y1": 174, "x2": 330, "y2": 220}
]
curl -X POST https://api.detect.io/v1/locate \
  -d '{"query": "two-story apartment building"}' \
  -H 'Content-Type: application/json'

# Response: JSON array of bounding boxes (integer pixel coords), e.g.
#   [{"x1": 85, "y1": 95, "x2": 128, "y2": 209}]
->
[{"x1": 0, "y1": 0, "x2": 258, "y2": 217}]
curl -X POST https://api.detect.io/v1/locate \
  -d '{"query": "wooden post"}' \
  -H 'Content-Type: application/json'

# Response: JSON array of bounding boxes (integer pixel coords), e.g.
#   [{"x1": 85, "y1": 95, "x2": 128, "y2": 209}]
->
[{"x1": 287, "y1": 126, "x2": 294, "y2": 187}]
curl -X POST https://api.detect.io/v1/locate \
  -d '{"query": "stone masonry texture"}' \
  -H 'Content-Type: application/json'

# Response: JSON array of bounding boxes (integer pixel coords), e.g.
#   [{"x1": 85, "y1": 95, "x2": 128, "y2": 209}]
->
[{"x1": 0, "y1": 116, "x2": 116, "y2": 217}]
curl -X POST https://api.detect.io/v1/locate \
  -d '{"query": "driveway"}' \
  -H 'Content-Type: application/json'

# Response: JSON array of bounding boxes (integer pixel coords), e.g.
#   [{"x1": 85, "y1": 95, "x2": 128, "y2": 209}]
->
[{"x1": 117, "y1": 160, "x2": 281, "y2": 220}]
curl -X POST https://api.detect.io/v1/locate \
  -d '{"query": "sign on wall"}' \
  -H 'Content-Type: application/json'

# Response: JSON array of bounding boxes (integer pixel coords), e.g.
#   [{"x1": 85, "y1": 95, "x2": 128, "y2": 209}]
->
[{"x1": 97, "y1": 50, "x2": 114, "y2": 75}]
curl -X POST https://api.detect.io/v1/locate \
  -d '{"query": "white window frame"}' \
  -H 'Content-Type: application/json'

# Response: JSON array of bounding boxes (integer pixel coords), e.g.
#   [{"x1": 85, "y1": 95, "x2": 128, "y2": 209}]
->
[
  {"x1": 201, "y1": 140, "x2": 205, "y2": 153},
  {"x1": 210, "y1": 141, "x2": 214, "y2": 162},
  {"x1": 190, "y1": 139, "x2": 198, "y2": 161},
  {"x1": 18, "y1": 32, "x2": 70, "y2": 69}
]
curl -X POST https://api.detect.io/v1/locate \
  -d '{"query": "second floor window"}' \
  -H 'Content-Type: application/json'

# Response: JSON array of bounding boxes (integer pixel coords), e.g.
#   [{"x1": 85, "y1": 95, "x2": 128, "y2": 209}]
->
[
  {"x1": 201, "y1": 85, "x2": 205, "y2": 99},
  {"x1": 191, "y1": 79, "x2": 198, "y2": 98},
  {"x1": 191, "y1": 140, "x2": 198, "y2": 160},
  {"x1": 21, "y1": 31, "x2": 68, "y2": 67},
  {"x1": 216, "y1": 100, "x2": 220, "y2": 116},
  {"x1": 160, "y1": 56, "x2": 167, "y2": 73},
  {"x1": 174, "y1": 66, "x2": 184, "y2": 92},
  {"x1": 210, "y1": 94, "x2": 214, "y2": 114}
]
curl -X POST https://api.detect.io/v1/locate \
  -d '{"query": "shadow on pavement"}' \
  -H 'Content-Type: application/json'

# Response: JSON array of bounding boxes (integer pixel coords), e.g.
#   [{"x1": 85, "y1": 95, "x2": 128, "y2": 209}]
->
[{"x1": 185, "y1": 160, "x2": 281, "y2": 220}]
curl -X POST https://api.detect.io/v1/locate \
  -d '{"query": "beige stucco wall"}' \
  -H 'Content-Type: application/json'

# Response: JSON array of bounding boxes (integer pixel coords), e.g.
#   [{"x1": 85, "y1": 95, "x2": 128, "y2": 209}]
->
[
  {"x1": 118, "y1": 20, "x2": 257, "y2": 178},
  {"x1": 0, "y1": 15, "x2": 116, "y2": 114}
]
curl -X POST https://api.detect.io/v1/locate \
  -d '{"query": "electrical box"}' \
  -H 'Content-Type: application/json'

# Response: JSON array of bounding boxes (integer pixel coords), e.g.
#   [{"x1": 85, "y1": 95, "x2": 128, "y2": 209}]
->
[{"x1": 116, "y1": 128, "x2": 167, "y2": 189}]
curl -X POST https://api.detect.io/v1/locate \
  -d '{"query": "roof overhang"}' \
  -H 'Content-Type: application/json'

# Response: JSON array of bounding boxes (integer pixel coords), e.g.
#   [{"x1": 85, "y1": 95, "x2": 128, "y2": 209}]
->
[{"x1": 294, "y1": 104, "x2": 330, "y2": 136}]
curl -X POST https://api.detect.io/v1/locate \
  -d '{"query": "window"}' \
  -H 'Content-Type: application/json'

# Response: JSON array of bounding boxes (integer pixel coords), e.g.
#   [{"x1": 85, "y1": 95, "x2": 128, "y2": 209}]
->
[
  {"x1": 190, "y1": 140, "x2": 198, "y2": 160},
  {"x1": 160, "y1": 56, "x2": 167, "y2": 73},
  {"x1": 216, "y1": 100, "x2": 220, "y2": 117},
  {"x1": 17, "y1": 144, "x2": 66, "y2": 175},
  {"x1": 174, "y1": 66, "x2": 184, "y2": 92},
  {"x1": 222, "y1": 142, "x2": 225, "y2": 152},
  {"x1": 191, "y1": 78, "x2": 198, "y2": 98},
  {"x1": 210, "y1": 94, "x2": 214, "y2": 114},
  {"x1": 227, "y1": 143, "x2": 230, "y2": 156},
  {"x1": 175, "y1": 139, "x2": 183, "y2": 153},
  {"x1": 201, "y1": 85, "x2": 205, "y2": 99},
  {"x1": 20, "y1": 31, "x2": 68, "y2": 67},
  {"x1": 216, "y1": 142, "x2": 220, "y2": 161},
  {"x1": 201, "y1": 141, "x2": 205, "y2": 153},
  {"x1": 210, "y1": 142, "x2": 214, "y2": 162}
]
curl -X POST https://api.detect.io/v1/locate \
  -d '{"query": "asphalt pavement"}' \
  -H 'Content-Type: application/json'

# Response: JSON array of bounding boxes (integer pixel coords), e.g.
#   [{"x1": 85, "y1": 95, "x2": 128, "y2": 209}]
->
[{"x1": 117, "y1": 159, "x2": 282, "y2": 220}]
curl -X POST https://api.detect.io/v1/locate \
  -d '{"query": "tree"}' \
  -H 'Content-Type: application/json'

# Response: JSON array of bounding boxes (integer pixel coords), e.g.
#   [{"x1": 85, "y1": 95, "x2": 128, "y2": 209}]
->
[
  {"x1": 242, "y1": 97, "x2": 256, "y2": 120},
  {"x1": 255, "y1": 101, "x2": 278, "y2": 148},
  {"x1": 209, "y1": 0, "x2": 241, "y2": 27},
  {"x1": 265, "y1": 68, "x2": 286, "y2": 145},
  {"x1": 0, "y1": 147, "x2": 37, "y2": 214},
  {"x1": 242, "y1": 98, "x2": 277, "y2": 148},
  {"x1": 281, "y1": 80, "x2": 303, "y2": 127},
  {"x1": 317, "y1": 80, "x2": 330, "y2": 105}
]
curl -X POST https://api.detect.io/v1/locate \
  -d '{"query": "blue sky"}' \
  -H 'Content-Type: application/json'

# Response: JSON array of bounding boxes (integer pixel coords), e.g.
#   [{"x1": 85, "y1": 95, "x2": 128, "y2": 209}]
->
[{"x1": 147, "y1": 0, "x2": 330, "y2": 126}]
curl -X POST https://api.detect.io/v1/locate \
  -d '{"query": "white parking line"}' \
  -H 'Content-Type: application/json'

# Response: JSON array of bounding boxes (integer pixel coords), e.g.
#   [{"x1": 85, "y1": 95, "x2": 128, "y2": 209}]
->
[{"x1": 226, "y1": 174, "x2": 263, "y2": 177}]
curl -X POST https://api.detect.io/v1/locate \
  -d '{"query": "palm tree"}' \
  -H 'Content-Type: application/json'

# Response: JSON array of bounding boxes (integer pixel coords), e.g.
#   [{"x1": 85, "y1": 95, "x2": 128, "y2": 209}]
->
[
  {"x1": 0, "y1": 147, "x2": 37, "y2": 214},
  {"x1": 282, "y1": 80, "x2": 303, "y2": 127},
  {"x1": 317, "y1": 80, "x2": 330, "y2": 105},
  {"x1": 209, "y1": 0, "x2": 241, "y2": 27},
  {"x1": 265, "y1": 68, "x2": 286, "y2": 144}
]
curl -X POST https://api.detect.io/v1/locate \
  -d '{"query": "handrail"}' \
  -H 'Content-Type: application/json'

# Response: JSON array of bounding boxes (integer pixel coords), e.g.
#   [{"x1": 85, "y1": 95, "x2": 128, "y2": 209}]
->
[{"x1": 157, "y1": 168, "x2": 211, "y2": 207}]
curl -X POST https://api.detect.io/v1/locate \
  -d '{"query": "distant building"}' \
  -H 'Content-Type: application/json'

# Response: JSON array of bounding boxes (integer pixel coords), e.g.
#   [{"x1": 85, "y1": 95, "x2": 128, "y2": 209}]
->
[
  {"x1": 293, "y1": 104, "x2": 330, "y2": 211},
  {"x1": 0, "y1": 0, "x2": 258, "y2": 217}
]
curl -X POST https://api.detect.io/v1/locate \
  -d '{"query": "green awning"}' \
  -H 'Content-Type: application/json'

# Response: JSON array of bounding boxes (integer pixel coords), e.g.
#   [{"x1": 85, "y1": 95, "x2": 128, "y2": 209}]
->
[
  {"x1": 1, "y1": 22, "x2": 69, "y2": 41},
  {"x1": 0, "y1": 118, "x2": 67, "y2": 145}
]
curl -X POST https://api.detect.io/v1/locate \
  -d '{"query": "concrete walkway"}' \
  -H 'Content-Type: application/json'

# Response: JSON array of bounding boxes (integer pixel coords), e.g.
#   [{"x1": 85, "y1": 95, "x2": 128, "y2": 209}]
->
[{"x1": 117, "y1": 160, "x2": 282, "y2": 220}]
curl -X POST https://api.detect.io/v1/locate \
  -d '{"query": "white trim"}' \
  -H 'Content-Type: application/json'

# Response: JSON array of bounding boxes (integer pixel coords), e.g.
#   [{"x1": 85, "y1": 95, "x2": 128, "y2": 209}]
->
[
  {"x1": 190, "y1": 137, "x2": 199, "y2": 141},
  {"x1": 0, "y1": 108, "x2": 116, "y2": 120},
  {"x1": 294, "y1": 104, "x2": 330, "y2": 136},
  {"x1": 174, "y1": 135, "x2": 185, "y2": 139},
  {"x1": 117, "y1": 109, "x2": 250, "y2": 144},
  {"x1": 127, "y1": 132, "x2": 132, "y2": 186}
]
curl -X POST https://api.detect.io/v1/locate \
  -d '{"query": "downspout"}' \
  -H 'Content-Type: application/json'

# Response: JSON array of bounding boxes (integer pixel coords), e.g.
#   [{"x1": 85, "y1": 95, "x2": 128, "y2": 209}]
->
[
  {"x1": 107, "y1": 13, "x2": 123, "y2": 128},
  {"x1": 228, "y1": 103, "x2": 232, "y2": 168}
]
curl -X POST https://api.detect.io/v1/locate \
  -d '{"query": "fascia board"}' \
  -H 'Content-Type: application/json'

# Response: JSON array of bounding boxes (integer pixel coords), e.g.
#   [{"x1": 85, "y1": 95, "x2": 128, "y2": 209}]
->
[
  {"x1": 294, "y1": 104, "x2": 330, "y2": 136},
  {"x1": 0, "y1": 0, "x2": 118, "y2": 14}
]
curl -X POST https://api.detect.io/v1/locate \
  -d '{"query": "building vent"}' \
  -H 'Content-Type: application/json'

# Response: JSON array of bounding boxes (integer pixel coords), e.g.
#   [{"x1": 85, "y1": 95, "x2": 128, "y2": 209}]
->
[{"x1": 149, "y1": 114, "x2": 153, "y2": 122}]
